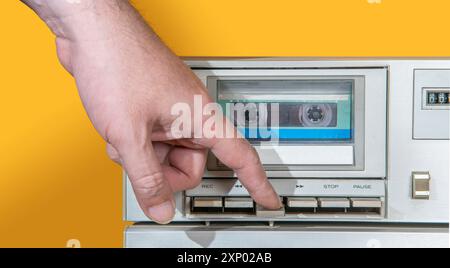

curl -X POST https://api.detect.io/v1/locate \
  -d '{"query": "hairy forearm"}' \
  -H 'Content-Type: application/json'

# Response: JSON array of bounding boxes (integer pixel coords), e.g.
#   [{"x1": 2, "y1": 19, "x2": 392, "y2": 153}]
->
[{"x1": 20, "y1": 0, "x2": 152, "y2": 42}]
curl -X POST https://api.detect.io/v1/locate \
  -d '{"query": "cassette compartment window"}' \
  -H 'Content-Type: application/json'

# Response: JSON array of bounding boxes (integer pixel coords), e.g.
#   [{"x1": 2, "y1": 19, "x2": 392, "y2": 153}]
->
[{"x1": 217, "y1": 79, "x2": 354, "y2": 144}]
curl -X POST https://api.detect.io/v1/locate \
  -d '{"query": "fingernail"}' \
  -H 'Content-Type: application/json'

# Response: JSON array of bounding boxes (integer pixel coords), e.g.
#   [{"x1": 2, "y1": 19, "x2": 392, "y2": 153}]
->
[{"x1": 147, "y1": 200, "x2": 175, "y2": 224}]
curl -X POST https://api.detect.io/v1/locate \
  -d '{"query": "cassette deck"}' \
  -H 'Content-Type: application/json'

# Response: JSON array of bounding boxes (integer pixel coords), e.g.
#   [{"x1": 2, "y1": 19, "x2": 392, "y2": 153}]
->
[{"x1": 124, "y1": 58, "x2": 449, "y2": 248}]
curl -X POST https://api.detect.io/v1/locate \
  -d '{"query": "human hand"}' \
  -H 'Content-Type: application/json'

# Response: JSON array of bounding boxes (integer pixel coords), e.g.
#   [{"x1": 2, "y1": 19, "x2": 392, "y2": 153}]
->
[{"x1": 21, "y1": 0, "x2": 282, "y2": 224}]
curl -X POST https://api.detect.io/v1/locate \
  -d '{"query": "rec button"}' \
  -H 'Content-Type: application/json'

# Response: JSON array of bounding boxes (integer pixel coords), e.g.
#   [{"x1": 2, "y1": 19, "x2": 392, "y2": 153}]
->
[{"x1": 192, "y1": 197, "x2": 223, "y2": 208}]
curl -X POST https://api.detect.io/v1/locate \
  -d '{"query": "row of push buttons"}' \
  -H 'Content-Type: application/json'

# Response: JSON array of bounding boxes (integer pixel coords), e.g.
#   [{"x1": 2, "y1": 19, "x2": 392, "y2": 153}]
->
[{"x1": 191, "y1": 196, "x2": 382, "y2": 211}]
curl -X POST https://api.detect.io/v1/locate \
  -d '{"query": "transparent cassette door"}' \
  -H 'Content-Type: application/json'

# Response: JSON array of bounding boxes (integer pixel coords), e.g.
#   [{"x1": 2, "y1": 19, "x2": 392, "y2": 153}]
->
[
  {"x1": 207, "y1": 75, "x2": 366, "y2": 171},
  {"x1": 217, "y1": 79, "x2": 354, "y2": 143}
]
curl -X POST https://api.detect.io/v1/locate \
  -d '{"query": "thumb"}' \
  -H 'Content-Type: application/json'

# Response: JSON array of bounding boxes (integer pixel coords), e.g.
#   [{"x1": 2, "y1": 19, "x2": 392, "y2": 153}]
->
[{"x1": 118, "y1": 140, "x2": 175, "y2": 224}]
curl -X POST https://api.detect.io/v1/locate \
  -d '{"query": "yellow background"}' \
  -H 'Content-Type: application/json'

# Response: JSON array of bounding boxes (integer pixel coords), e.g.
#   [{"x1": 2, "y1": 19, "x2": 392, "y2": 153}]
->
[{"x1": 0, "y1": 0, "x2": 449, "y2": 248}]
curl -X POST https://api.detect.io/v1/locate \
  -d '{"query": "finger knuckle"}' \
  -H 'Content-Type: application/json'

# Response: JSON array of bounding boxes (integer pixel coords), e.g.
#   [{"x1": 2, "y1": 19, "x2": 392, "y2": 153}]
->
[
  {"x1": 104, "y1": 118, "x2": 150, "y2": 149},
  {"x1": 133, "y1": 172, "x2": 166, "y2": 197},
  {"x1": 249, "y1": 146, "x2": 261, "y2": 161},
  {"x1": 107, "y1": 153, "x2": 119, "y2": 161},
  {"x1": 107, "y1": 154, "x2": 121, "y2": 164},
  {"x1": 106, "y1": 146, "x2": 120, "y2": 159}
]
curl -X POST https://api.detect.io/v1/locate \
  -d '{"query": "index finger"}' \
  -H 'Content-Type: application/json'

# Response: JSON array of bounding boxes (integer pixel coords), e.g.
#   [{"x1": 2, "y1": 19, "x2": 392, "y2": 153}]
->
[{"x1": 197, "y1": 132, "x2": 282, "y2": 210}]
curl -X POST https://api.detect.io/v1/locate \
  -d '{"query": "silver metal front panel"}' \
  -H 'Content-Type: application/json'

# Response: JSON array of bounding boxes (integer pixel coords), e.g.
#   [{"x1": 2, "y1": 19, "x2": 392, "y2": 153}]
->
[
  {"x1": 125, "y1": 59, "x2": 450, "y2": 225},
  {"x1": 413, "y1": 69, "x2": 450, "y2": 139},
  {"x1": 125, "y1": 224, "x2": 449, "y2": 248},
  {"x1": 387, "y1": 62, "x2": 449, "y2": 223}
]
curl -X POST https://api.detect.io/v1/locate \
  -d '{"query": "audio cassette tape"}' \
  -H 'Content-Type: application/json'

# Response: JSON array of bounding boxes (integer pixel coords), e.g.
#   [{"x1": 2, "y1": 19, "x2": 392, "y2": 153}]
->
[{"x1": 218, "y1": 79, "x2": 353, "y2": 142}]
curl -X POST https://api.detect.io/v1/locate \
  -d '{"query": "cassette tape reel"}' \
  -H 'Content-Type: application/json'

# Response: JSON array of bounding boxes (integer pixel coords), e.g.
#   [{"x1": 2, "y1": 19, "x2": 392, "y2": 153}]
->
[{"x1": 300, "y1": 103, "x2": 334, "y2": 127}]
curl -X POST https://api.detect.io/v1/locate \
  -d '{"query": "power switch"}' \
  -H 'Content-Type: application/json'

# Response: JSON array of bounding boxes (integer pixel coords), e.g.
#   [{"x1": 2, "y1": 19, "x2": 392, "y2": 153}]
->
[{"x1": 412, "y1": 172, "x2": 431, "y2": 199}]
